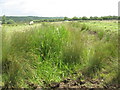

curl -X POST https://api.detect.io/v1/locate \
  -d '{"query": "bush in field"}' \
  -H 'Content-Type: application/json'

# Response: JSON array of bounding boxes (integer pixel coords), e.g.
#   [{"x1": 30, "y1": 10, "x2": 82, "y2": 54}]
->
[
  {"x1": 85, "y1": 43, "x2": 108, "y2": 76},
  {"x1": 81, "y1": 24, "x2": 89, "y2": 31},
  {"x1": 97, "y1": 30, "x2": 105, "y2": 40},
  {"x1": 7, "y1": 19, "x2": 15, "y2": 24},
  {"x1": 84, "y1": 33, "x2": 118, "y2": 77},
  {"x1": 62, "y1": 30, "x2": 88, "y2": 68},
  {"x1": 2, "y1": 29, "x2": 38, "y2": 88},
  {"x1": 36, "y1": 26, "x2": 68, "y2": 60}
]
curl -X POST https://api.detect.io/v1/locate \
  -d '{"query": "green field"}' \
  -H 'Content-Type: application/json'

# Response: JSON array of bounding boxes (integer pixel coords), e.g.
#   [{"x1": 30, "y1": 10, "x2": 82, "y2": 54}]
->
[{"x1": 1, "y1": 20, "x2": 119, "y2": 89}]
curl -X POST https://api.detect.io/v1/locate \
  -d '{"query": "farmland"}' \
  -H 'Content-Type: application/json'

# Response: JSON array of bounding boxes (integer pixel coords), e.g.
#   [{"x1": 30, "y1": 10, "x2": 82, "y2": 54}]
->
[{"x1": 1, "y1": 20, "x2": 119, "y2": 89}]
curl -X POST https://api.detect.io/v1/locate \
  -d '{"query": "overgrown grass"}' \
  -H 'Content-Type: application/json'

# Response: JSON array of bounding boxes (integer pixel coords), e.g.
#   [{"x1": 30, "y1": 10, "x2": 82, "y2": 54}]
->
[{"x1": 2, "y1": 21, "x2": 118, "y2": 88}]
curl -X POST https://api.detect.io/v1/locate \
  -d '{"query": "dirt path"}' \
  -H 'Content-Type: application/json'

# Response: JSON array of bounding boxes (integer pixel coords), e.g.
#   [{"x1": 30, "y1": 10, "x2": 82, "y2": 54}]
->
[
  {"x1": 27, "y1": 76, "x2": 119, "y2": 90},
  {"x1": 46, "y1": 78, "x2": 119, "y2": 89}
]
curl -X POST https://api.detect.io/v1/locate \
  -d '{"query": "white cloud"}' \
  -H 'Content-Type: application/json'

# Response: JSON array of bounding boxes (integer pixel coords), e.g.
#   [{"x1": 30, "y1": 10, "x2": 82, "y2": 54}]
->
[{"x1": 0, "y1": 0, "x2": 119, "y2": 17}]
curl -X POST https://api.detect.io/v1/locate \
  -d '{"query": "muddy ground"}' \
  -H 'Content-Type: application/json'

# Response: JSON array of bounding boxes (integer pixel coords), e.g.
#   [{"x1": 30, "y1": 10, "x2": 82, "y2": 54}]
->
[{"x1": 27, "y1": 74, "x2": 120, "y2": 90}]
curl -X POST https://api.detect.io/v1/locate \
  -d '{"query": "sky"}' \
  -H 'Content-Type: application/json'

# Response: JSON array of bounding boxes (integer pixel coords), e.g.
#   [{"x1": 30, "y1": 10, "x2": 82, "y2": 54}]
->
[{"x1": 0, "y1": 0, "x2": 119, "y2": 17}]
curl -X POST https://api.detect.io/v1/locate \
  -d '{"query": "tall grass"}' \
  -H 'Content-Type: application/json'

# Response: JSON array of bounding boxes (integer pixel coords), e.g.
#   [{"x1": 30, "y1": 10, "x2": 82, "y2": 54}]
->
[
  {"x1": 2, "y1": 21, "x2": 118, "y2": 88},
  {"x1": 2, "y1": 23, "x2": 70, "y2": 88}
]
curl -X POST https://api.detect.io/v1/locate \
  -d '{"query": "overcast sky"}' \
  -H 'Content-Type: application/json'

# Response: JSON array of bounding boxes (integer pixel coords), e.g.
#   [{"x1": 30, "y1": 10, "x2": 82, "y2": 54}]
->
[{"x1": 0, "y1": 0, "x2": 119, "y2": 17}]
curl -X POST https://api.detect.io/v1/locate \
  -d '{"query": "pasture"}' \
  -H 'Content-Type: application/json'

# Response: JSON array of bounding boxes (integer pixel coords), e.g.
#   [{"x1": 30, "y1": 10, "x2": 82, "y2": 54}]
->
[{"x1": 1, "y1": 20, "x2": 119, "y2": 89}]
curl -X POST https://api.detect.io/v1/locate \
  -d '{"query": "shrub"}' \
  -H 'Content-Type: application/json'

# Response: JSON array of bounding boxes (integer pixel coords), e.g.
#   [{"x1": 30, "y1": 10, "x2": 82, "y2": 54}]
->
[{"x1": 7, "y1": 19, "x2": 15, "y2": 24}]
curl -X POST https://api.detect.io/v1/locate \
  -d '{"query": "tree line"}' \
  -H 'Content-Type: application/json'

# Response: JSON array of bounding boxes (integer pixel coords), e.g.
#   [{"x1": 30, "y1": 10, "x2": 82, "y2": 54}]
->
[
  {"x1": 65, "y1": 16, "x2": 119, "y2": 21},
  {"x1": 34, "y1": 16, "x2": 119, "y2": 23},
  {"x1": 1, "y1": 15, "x2": 119, "y2": 24}
]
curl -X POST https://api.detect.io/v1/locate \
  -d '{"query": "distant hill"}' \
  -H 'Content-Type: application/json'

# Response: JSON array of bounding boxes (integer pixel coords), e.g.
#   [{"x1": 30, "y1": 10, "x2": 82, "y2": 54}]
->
[{"x1": 0, "y1": 16, "x2": 64, "y2": 23}]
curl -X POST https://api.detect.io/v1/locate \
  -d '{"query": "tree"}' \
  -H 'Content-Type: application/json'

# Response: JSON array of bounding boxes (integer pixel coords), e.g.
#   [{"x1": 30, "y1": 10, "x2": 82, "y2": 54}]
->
[
  {"x1": 118, "y1": 16, "x2": 120, "y2": 20},
  {"x1": 64, "y1": 17, "x2": 69, "y2": 20},
  {"x1": 90, "y1": 16, "x2": 94, "y2": 20},
  {"x1": 82, "y1": 16, "x2": 88, "y2": 20},
  {"x1": 93, "y1": 16, "x2": 98, "y2": 20},
  {"x1": 79, "y1": 17, "x2": 82, "y2": 20},
  {"x1": 72, "y1": 16, "x2": 78, "y2": 20},
  {"x1": 2, "y1": 15, "x2": 6, "y2": 24},
  {"x1": 97, "y1": 17, "x2": 103, "y2": 20}
]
